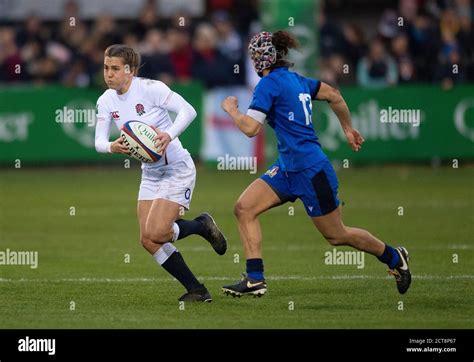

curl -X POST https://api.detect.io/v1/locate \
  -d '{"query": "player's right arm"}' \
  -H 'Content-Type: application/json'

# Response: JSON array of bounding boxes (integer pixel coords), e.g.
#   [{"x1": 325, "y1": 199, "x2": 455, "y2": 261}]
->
[
  {"x1": 316, "y1": 82, "x2": 365, "y2": 152},
  {"x1": 221, "y1": 76, "x2": 280, "y2": 138},
  {"x1": 95, "y1": 96, "x2": 129, "y2": 154},
  {"x1": 222, "y1": 96, "x2": 262, "y2": 138}
]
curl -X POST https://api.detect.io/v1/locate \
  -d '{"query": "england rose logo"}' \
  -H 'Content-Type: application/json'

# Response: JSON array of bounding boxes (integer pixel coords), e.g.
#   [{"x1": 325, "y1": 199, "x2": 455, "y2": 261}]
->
[{"x1": 135, "y1": 103, "x2": 145, "y2": 116}]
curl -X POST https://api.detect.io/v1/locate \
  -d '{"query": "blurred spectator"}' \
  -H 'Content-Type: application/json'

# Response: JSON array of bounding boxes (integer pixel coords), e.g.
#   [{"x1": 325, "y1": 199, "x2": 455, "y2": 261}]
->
[
  {"x1": 76, "y1": 38, "x2": 106, "y2": 87},
  {"x1": 209, "y1": 0, "x2": 259, "y2": 37},
  {"x1": 46, "y1": 41, "x2": 72, "y2": 66},
  {"x1": 425, "y1": 0, "x2": 444, "y2": 19},
  {"x1": 29, "y1": 57, "x2": 61, "y2": 84},
  {"x1": 320, "y1": 54, "x2": 353, "y2": 86},
  {"x1": 212, "y1": 10, "x2": 245, "y2": 85},
  {"x1": 133, "y1": 0, "x2": 167, "y2": 37},
  {"x1": 440, "y1": 8, "x2": 461, "y2": 36},
  {"x1": 191, "y1": 23, "x2": 235, "y2": 88},
  {"x1": 169, "y1": 11, "x2": 195, "y2": 30},
  {"x1": 457, "y1": 13, "x2": 474, "y2": 80},
  {"x1": 19, "y1": 38, "x2": 43, "y2": 81},
  {"x1": 435, "y1": 32, "x2": 465, "y2": 89},
  {"x1": 391, "y1": 33, "x2": 410, "y2": 59},
  {"x1": 319, "y1": 12, "x2": 345, "y2": 58},
  {"x1": 399, "y1": 0, "x2": 419, "y2": 24},
  {"x1": 342, "y1": 23, "x2": 367, "y2": 70},
  {"x1": 62, "y1": 58, "x2": 90, "y2": 87},
  {"x1": 378, "y1": 9, "x2": 401, "y2": 42},
  {"x1": 139, "y1": 29, "x2": 175, "y2": 84},
  {"x1": 212, "y1": 10, "x2": 243, "y2": 62},
  {"x1": 91, "y1": 15, "x2": 121, "y2": 47},
  {"x1": 407, "y1": 10, "x2": 440, "y2": 81},
  {"x1": 455, "y1": 0, "x2": 473, "y2": 20},
  {"x1": 168, "y1": 27, "x2": 193, "y2": 81},
  {"x1": 57, "y1": 0, "x2": 88, "y2": 52},
  {"x1": 398, "y1": 57, "x2": 417, "y2": 83},
  {"x1": 16, "y1": 15, "x2": 49, "y2": 48},
  {"x1": 123, "y1": 32, "x2": 140, "y2": 48},
  {"x1": 0, "y1": 28, "x2": 24, "y2": 82},
  {"x1": 357, "y1": 38, "x2": 398, "y2": 88},
  {"x1": 139, "y1": 28, "x2": 170, "y2": 54},
  {"x1": 391, "y1": 33, "x2": 416, "y2": 83}
]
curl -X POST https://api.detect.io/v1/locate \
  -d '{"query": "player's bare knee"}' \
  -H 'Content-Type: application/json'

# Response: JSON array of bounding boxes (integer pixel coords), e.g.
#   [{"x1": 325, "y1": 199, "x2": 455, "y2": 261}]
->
[
  {"x1": 233, "y1": 200, "x2": 243, "y2": 218},
  {"x1": 144, "y1": 227, "x2": 173, "y2": 244},
  {"x1": 324, "y1": 231, "x2": 349, "y2": 246},
  {"x1": 234, "y1": 200, "x2": 254, "y2": 220},
  {"x1": 140, "y1": 236, "x2": 159, "y2": 251}
]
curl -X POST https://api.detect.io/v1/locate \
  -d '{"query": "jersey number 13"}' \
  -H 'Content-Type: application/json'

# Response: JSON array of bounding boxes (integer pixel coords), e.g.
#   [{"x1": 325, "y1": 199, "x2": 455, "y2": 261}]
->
[{"x1": 298, "y1": 93, "x2": 313, "y2": 125}]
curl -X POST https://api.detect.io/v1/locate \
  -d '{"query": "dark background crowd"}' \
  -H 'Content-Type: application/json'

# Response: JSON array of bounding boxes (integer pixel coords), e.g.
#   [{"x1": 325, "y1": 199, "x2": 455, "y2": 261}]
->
[
  {"x1": 0, "y1": 0, "x2": 473, "y2": 90},
  {"x1": 321, "y1": 0, "x2": 474, "y2": 89}
]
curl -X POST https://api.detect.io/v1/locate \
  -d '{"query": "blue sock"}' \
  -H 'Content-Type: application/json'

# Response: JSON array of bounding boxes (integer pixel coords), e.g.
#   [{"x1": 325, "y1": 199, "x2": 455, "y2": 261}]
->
[
  {"x1": 246, "y1": 258, "x2": 264, "y2": 281},
  {"x1": 377, "y1": 244, "x2": 400, "y2": 269}
]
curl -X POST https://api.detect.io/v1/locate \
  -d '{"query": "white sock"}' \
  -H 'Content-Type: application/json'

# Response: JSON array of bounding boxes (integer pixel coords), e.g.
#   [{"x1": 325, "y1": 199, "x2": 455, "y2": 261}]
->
[
  {"x1": 171, "y1": 222, "x2": 180, "y2": 242},
  {"x1": 153, "y1": 243, "x2": 177, "y2": 265}
]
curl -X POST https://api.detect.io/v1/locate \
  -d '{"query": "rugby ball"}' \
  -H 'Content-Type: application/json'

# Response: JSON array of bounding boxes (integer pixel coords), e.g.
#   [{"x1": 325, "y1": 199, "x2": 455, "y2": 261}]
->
[{"x1": 120, "y1": 121, "x2": 163, "y2": 163}]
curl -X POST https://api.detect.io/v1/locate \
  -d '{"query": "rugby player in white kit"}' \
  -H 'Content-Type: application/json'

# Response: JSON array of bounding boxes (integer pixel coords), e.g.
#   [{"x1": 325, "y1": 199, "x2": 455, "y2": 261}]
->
[{"x1": 95, "y1": 44, "x2": 227, "y2": 302}]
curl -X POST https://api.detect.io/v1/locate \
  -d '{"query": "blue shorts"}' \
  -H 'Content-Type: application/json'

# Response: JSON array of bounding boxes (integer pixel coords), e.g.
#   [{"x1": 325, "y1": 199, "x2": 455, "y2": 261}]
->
[{"x1": 260, "y1": 158, "x2": 340, "y2": 217}]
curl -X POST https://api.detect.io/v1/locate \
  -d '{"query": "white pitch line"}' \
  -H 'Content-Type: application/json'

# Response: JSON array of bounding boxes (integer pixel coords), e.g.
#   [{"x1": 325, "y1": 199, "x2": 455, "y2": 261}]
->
[
  {"x1": 0, "y1": 275, "x2": 473, "y2": 283},
  {"x1": 338, "y1": 200, "x2": 472, "y2": 208},
  {"x1": 177, "y1": 245, "x2": 473, "y2": 252}
]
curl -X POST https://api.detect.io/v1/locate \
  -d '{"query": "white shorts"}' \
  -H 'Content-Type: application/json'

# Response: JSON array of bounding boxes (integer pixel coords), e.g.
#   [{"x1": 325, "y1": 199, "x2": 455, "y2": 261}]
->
[{"x1": 138, "y1": 155, "x2": 196, "y2": 210}]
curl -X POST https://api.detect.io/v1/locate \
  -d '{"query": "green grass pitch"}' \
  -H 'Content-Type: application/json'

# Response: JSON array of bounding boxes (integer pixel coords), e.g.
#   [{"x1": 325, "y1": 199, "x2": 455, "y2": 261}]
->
[{"x1": 0, "y1": 164, "x2": 472, "y2": 328}]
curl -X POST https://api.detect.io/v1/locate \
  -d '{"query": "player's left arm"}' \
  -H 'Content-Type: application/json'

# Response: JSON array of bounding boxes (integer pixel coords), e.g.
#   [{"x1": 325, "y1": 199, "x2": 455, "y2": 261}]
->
[
  {"x1": 221, "y1": 96, "x2": 261, "y2": 138},
  {"x1": 316, "y1": 82, "x2": 365, "y2": 152},
  {"x1": 154, "y1": 91, "x2": 197, "y2": 152}
]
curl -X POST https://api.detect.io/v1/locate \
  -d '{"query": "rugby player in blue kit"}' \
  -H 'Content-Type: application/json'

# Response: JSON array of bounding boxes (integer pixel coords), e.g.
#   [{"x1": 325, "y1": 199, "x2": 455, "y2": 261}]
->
[{"x1": 221, "y1": 31, "x2": 411, "y2": 297}]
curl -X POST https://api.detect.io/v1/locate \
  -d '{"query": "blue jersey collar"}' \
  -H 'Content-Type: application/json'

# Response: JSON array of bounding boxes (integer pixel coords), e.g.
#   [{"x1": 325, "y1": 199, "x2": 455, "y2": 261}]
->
[{"x1": 270, "y1": 66, "x2": 289, "y2": 73}]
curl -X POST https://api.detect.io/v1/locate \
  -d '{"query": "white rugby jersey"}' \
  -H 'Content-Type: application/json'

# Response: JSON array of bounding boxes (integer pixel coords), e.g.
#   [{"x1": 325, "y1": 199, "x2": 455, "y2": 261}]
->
[{"x1": 95, "y1": 77, "x2": 190, "y2": 168}]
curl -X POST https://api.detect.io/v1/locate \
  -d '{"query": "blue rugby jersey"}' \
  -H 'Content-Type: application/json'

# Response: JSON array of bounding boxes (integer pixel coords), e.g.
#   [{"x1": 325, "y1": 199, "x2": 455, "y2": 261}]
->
[{"x1": 249, "y1": 67, "x2": 327, "y2": 171}]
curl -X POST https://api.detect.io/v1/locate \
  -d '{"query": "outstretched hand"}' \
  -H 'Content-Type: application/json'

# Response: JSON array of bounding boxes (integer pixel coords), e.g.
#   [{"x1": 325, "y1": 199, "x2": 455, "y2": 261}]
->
[
  {"x1": 222, "y1": 96, "x2": 239, "y2": 114},
  {"x1": 344, "y1": 128, "x2": 365, "y2": 152}
]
